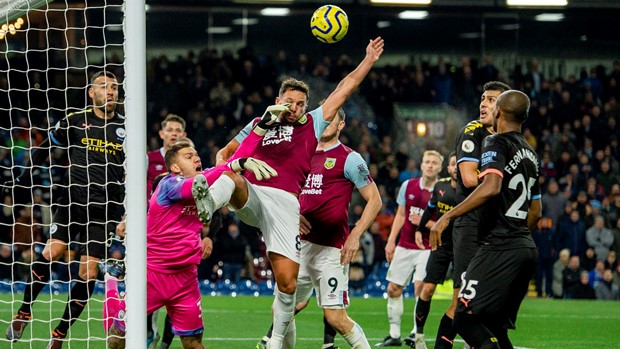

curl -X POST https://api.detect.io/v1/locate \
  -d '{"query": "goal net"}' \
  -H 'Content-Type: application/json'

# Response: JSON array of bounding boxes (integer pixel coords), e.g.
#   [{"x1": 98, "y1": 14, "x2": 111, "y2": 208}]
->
[{"x1": 0, "y1": 0, "x2": 144, "y2": 347}]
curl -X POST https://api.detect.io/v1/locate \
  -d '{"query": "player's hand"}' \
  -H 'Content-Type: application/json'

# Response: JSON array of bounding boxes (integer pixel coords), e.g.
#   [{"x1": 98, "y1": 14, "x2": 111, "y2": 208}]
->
[
  {"x1": 415, "y1": 231, "x2": 425, "y2": 250},
  {"x1": 201, "y1": 237, "x2": 213, "y2": 259},
  {"x1": 299, "y1": 215, "x2": 311, "y2": 235},
  {"x1": 229, "y1": 158, "x2": 278, "y2": 180},
  {"x1": 429, "y1": 230, "x2": 441, "y2": 251},
  {"x1": 409, "y1": 212, "x2": 422, "y2": 226},
  {"x1": 365, "y1": 37, "x2": 385, "y2": 64},
  {"x1": 430, "y1": 216, "x2": 449, "y2": 250},
  {"x1": 115, "y1": 220, "x2": 126, "y2": 239},
  {"x1": 253, "y1": 103, "x2": 291, "y2": 136},
  {"x1": 385, "y1": 240, "x2": 396, "y2": 263},
  {"x1": 341, "y1": 233, "x2": 360, "y2": 265}
]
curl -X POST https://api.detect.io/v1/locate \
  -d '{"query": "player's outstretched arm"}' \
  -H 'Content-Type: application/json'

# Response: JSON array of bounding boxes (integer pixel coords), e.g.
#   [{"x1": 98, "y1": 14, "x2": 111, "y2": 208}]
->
[
  {"x1": 321, "y1": 37, "x2": 384, "y2": 123},
  {"x1": 216, "y1": 139, "x2": 239, "y2": 166},
  {"x1": 341, "y1": 182, "x2": 381, "y2": 265}
]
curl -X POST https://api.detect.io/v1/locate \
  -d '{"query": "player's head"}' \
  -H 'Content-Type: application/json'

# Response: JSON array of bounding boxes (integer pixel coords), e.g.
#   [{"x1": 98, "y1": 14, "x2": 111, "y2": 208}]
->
[
  {"x1": 492, "y1": 90, "x2": 530, "y2": 132},
  {"x1": 164, "y1": 142, "x2": 202, "y2": 177},
  {"x1": 319, "y1": 99, "x2": 345, "y2": 142},
  {"x1": 479, "y1": 81, "x2": 510, "y2": 127},
  {"x1": 160, "y1": 114, "x2": 187, "y2": 150},
  {"x1": 421, "y1": 150, "x2": 443, "y2": 180},
  {"x1": 89, "y1": 71, "x2": 118, "y2": 115},
  {"x1": 447, "y1": 151, "x2": 457, "y2": 181},
  {"x1": 276, "y1": 78, "x2": 309, "y2": 124}
]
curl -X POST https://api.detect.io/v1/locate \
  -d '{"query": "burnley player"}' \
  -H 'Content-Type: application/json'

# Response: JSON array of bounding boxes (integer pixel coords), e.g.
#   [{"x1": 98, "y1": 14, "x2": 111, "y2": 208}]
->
[
  {"x1": 432, "y1": 90, "x2": 541, "y2": 349},
  {"x1": 147, "y1": 114, "x2": 187, "y2": 198},
  {"x1": 5, "y1": 71, "x2": 124, "y2": 349},
  {"x1": 210, "y1": 37, "x2": 384, "y2": 349},
  {"x1": 257, "y1": 107, "x2": 382, "y2": 349},
  {"x1": 376, "y1": 150, "x2": 443, "y2": 347},
  {"x1": 410, "y1": 152, "x2": 458, "y2": 349}
]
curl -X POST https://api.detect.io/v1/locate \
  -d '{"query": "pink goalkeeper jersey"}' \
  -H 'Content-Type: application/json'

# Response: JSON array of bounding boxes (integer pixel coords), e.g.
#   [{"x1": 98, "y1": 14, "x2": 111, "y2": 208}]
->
[{"x1": 147, "y1": 174, "x2": 203, "y2": 273}]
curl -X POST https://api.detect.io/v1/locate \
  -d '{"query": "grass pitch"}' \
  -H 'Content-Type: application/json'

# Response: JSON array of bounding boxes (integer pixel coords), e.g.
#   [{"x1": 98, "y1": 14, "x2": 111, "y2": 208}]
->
[{"x1": 0, "y1": 294, "x2": 619, "y2": 348}]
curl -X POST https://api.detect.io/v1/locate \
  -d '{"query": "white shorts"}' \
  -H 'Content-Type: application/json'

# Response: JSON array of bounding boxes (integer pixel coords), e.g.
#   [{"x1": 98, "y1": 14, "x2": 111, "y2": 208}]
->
[
  {"x1": 386, "y1": 246, "x2": 430, "y2": 287},
  {"x1": 234, "y1": 179, "x2": 301, "y2": 264},
  {"x1": 296, "y1": 240, "x2": 350, "y2": 309}
]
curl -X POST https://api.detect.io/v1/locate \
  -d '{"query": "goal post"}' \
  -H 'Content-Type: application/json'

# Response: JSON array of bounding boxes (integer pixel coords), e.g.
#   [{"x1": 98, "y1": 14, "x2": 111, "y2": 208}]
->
[
  {"x1": 123, "y1": 0, "x2": 147, "y2": 348},
  {"x1": 0, "y1": 0, "x2": 147, "y2": 347}
]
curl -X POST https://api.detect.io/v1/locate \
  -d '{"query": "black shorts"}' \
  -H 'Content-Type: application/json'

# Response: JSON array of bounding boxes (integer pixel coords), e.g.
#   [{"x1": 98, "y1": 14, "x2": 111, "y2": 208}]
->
[
  {"x1": 423, "y1": 243, "x2": 453, "y2": 285},
  {"x1": 455, "y1": 247, "x2": 537, "y2": 329},
  {"x1": 452, "y1": 225, "x2": 480, "y2": 288},
  {"x1": 50, "y1": 197, "x2": 120, "y2": 260}
]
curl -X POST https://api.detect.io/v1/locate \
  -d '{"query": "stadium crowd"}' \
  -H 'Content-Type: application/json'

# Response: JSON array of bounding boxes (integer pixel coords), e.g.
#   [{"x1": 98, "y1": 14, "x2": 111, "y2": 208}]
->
[{"x1": 1, "y1": 47, "x2": 620, "y2": 301}]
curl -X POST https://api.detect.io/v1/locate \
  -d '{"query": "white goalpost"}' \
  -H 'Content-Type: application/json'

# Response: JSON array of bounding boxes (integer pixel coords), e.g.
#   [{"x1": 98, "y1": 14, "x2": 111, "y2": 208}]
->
[{"x1": 0, "y1": 0, "x2": 146, "y2": 347}]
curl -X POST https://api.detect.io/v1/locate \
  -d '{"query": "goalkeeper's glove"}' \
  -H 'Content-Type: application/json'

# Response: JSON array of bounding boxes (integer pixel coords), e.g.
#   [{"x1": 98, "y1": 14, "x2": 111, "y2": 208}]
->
[
  {"x1": 253, "y1": 103, "x2": 291, "y2": 136},
  {"x1": 229, "y1": 157, "x2": 278, "y2": 181}
]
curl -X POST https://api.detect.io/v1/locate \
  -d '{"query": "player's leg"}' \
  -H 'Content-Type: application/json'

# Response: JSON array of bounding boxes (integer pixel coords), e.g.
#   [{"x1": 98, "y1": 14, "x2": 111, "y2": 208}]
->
[
  {"x1": 6, "y1": 237, "x2": 67, "y2": 341},
  {"x1": 433, "y1": 288, "x2": 460, "y2": 349},
  {"x1": 163, "y1": 268, "x2": 205, "y2": 349},
  {"x1": 406, "y1": 249, "x2": 430, "y2": 347},
  {"x1": 257, "y1": 269, "x2": 312, "y2": 349},
  {"x1": 102, "y1": 260, "x2": 126, "y2": 349},
  {"x1": 377, "y1": 246, "x2": 414, "y2": 347},
  {"x1": 267, "y1": 253, "x2": 299, "y2": 349},
  {"x1": 6, "y1": 202, "x2": 72, "y2": 342},
  {"x1": 159, "y1": 314, "x2": 175, "y2": 349}
]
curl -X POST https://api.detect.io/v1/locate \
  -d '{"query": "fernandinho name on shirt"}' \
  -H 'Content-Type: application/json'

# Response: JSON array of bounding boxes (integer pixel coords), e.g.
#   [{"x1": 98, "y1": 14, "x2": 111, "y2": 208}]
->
[{"x1": 504, "y1": 148, "x2": 538, "y2": 175}]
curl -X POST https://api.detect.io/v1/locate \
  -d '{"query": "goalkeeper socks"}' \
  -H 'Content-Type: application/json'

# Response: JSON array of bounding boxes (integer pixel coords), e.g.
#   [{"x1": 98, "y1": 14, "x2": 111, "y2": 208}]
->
[
  {"x1": 415, "y1": 298, "x2": 431, "y2": 334},
  {"x1": 20, "y1": 254, "x2": 52, "y2": 315},
  {"x1": 387, "y1": 295, "x2": 403, "y2": 339},
  {"x1": 209, "y1": 175, "x2": 235, "y2": 208},
  {"x1": 103, "y1": 274, "x2": 125, "y2": 332},
  {"x1": 271, "y1": 288, "x2": 295, "y2": 344},
  {"x1": 55, "y1": 277, "x2": 95, "y2": 335},
  {"x1": 323, "y1": 315, "x2": 336, "y2": 346},
  {"x1": 343, "y1": 321, "x2": 371, "y2": 349}
]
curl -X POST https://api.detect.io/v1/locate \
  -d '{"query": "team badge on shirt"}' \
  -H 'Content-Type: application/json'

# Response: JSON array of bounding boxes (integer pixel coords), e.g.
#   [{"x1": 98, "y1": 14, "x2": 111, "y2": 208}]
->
[
  {"x1": 324, "y1": 157, "x2": 336, "y2": 169},
  {"x1": 298, "y1": 115, "x2": 308, "y2": 124}
]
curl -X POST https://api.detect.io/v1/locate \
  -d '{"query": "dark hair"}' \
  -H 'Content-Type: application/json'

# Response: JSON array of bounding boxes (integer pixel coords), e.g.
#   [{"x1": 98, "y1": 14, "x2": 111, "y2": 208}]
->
[
  {"x1": 164, "y1": 142, "x2": 192, "y2": 172},
  {"x1": 90, "y1": 71, "x2": 117, "y2": 85},
  {"x1": 483, "y1": 81, "x2": 510, "y2": 93},
  {"x1": 279, "y1": 77, "x2": 310, "y2": 101},
  {"x1": 161, "y1": 113, "x2": 186, "y2": 131},
  {"x1": 448, "y1": 151, "x2": 456, "y2": 159}
]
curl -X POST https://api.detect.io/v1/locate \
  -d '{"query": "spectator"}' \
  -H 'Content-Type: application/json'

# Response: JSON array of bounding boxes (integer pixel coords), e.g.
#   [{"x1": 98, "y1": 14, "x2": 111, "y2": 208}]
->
[
  {"x1": 552, "y1": 248, "x2": 571, "y2": 299},
  {"x1": 611, "y1": 218, "x2": 620, "y2": 252},
  {"x1": 585, "y1": 215, "x2": 614, "y2": 260},
  {"x1": 558, "y1": 210, "x2": 587, "y2": 258},
  {"x1": 582, "y1": 247, "x2": 598, "y2": 271},
  {"x1": 589, "y1": 260, "x2": 606, "y2": 286},
  {"x1": 542, "y1": 179, "x2": 567, "y2": 231},
  {"x1": 533, "y1": 218, "x2": 557, "y2": 297},
  {"x1": 594, "y1": 269, "x2": 620, "y2": 300},
  {"x1": 568, "y1": 271, "x2": 596, "y2": 300},
  {"x1": 214, "y1": 222, "x2": 248, "y2": 283},
  {"x1": 604, "y1": 250, "x2": 618, "y2": 271},
  {"x1": 563, "y1": 255, "x2": 583, "y2": 299}
]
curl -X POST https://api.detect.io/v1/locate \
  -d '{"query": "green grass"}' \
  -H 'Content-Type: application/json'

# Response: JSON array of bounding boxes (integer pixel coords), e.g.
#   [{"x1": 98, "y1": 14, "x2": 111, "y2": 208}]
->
[{"x1": 1, "y1": 294, "x2": 619, "y2": 348}]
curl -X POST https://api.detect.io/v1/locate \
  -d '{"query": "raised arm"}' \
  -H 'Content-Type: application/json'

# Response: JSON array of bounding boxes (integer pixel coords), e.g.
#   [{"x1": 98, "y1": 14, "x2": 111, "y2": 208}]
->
[{"x1": 321, "y1": 37, "x2": 384, "y2": 123}]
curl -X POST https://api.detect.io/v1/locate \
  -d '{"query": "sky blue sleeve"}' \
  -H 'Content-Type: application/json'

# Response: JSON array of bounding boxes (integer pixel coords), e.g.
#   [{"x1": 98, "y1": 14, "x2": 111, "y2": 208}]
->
[
  {"x1": 309, "y1": 107, "x2": 329, "y2": 140},
  {"x1": 396, "y1": 181, "x2": 408, "y2": 206},
  {"x1": 344, "y1": 151, "x2": 373, "y2": 189},
  {"x1": 234, "y1": 120, "x2": 253, "y2": 143},
  {"x1": 155, "y1": 175, "x2": 186, "y2": 206}
]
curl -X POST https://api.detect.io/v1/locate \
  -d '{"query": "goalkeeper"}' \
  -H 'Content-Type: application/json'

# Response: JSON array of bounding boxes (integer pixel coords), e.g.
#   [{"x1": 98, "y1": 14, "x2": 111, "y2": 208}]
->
[
  {"x1": 104, "y1": 104, "x2": 289, "y2": 349},
  {"x1": 5, "y1": 71, "x2": 126, "y2": 348}
]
